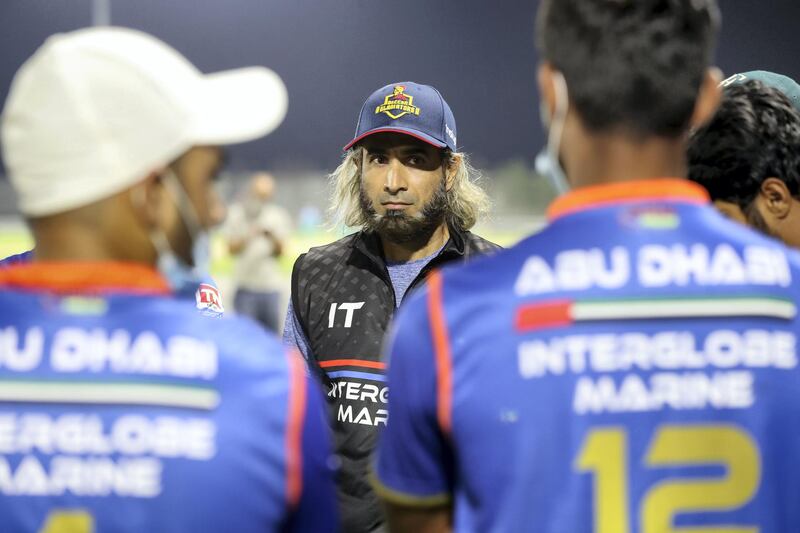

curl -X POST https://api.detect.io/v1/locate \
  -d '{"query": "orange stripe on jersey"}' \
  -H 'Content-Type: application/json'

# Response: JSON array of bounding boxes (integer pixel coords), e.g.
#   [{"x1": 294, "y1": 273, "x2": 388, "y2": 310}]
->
[
  {"x1": 427, "y1": 270, "x2": 453, "y2": 436},
  {"x1": 319, "y1": 359, "x2": 386, "y2": 370},
  {"x1": 0, "y1": 261, "x2": 170, "y2": 294},
  {"x1": 546, "y1": 179, "x2": 709, "y2": 221},
  {"x1": 285, "y1": 348, "x2": 307, "y2": 508}
]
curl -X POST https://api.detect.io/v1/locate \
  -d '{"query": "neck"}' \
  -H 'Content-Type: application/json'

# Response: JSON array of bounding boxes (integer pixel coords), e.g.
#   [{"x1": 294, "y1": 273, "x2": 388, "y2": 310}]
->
[
  {"x1": 379, "y1": 223, "x2": 450, "y2": 262},
  {"x1": 565, "y1": 132, "x2": 688, "y2": 189},
  {"x1": 29, "y1": 212, "x2": 154, "y2": 265}
]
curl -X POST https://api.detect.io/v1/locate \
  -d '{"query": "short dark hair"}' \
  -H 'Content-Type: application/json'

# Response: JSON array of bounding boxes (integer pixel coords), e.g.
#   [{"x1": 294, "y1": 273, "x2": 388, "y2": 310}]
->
[
  {"x1": 537, "y1": 0, "x2": 720, "y2": 137},
  {"x1": 688, "y1": 80, "x2": 800, "y2": 205}
]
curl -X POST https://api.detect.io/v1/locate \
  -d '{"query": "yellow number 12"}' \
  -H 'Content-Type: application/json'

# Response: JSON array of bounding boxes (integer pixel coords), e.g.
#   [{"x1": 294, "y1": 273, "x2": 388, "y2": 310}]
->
[
  {"x1": 39, "y1": 510, "x2": 94, "y2": 533},
  {"x1": 575, "y1": 424, "x2": 760, "y2": 533}
]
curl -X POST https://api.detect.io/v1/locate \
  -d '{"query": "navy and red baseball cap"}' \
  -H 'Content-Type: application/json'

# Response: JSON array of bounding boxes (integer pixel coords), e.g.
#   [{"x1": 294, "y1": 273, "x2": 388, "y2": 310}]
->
[{"x1": 343, "y1": 81, "x2": 457, "y2": 152}]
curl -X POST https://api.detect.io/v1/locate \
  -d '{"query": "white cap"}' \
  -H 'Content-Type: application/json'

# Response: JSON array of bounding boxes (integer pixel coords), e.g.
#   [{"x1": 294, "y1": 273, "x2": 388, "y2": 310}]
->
[{"x1": 1, "y1": 27, "x2": 288, "y2": 216}]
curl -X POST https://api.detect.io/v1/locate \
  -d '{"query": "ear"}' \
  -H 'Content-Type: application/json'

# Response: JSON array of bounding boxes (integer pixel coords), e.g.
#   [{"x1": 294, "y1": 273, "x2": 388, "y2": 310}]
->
[
  {"x1": 444, "y1": 152, "x2": 461, "y2": 191},
  {"x1": 129, "y1": 171, "x2": 164, "y2": 229},
  {"x1": 759, "y1": 177, "x2": 794, "y2": 219},
  {"x1": 689, "y1": 67, "x2": 723, "y2": 130},
  {"x1": 537, "y1": 62, "x2": 558, "y2": 122}
]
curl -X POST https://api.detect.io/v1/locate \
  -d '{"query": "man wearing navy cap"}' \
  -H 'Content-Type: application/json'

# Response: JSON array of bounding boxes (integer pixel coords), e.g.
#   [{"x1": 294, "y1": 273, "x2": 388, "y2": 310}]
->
[
  {"x1": 689, "y1": 71, "x2": 800, "y2": 246},
  {"x1": 283, "y1": 81, "x2": 498, "y2": 532}
]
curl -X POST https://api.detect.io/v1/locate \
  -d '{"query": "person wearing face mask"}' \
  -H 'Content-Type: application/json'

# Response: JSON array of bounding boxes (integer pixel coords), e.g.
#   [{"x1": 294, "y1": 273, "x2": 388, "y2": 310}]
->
[
  {"x1": 223, "y1": 172, "x2": 292, "y2": 333},
  {"x1": 374, "y1": 1, "x2": 800, "y2": 531},
  {"x1": 283, "y1": 81, "x2": 499, "y2": 533},
  {"x1": 0, "y1": 201, "x2": 226, "y2": 318},
  {"x1": 0, "y1": 27, "x2": 336, "y2": 532}
]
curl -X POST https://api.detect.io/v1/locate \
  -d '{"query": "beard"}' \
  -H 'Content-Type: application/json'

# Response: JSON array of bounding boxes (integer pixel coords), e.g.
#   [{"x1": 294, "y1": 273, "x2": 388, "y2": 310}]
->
[{"x1": 359, "y1": 178, "x2": 449, "y2": 245}]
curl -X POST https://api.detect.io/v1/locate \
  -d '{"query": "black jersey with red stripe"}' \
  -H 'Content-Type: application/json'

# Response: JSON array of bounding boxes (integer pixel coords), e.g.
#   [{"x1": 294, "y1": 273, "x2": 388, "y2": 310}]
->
[{"x1": 290, "y1": 227, "x2": 498, "y2": 532}]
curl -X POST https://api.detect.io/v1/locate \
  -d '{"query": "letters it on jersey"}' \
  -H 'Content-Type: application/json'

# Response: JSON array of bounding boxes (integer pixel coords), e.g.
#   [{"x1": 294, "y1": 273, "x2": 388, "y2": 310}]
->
[
  {"x1": 327, "y1": 302, "x2": 365, "y2": 328},
  {"x1": 323, "y1": 301, "x2": 385, "y2": 428}
]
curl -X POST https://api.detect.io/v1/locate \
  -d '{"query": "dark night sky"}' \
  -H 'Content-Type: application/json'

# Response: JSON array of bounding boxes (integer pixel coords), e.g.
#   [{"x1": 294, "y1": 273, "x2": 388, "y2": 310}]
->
[{"x1": 0, "y1": 0, "x2": 798, "y2": 173}]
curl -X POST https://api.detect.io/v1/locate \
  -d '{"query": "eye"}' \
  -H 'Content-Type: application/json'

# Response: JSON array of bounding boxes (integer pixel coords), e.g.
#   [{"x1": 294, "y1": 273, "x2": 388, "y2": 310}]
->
[
  {"x1": 407, "y1": 155, "x2": 426, "y2": 166},
  {"x1": 368, "y1": 153, "x2": 387, "y2": 164}
]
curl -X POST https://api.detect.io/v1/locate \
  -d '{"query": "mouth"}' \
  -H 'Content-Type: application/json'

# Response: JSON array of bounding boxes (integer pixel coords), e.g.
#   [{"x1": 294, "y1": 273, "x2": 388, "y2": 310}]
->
[{"x1": 381, "y1": 202, "x2": 412, "y2": 210}]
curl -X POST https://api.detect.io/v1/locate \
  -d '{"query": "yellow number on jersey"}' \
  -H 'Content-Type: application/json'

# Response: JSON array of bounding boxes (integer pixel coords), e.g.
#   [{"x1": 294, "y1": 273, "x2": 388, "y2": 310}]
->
[
  {"x1": 39, "y1": 510, "x2": 94, "y2": 533},
  {"x1": 576, "y1": 424, "x2": 760, "y2": 533},
  {"x1": 642, "y1": 426, "x2": 760, "y2": 533},
  {"x1": 575, "y1": 427, "x2": 630, "y2": 533}
]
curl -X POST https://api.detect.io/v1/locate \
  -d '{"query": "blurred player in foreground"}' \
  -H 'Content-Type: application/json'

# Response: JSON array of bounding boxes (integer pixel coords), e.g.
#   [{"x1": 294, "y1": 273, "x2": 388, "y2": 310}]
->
[
  {"x1": 0, "y1": 27, "x2": 336, "y2": 532},
  {"x1": 689, "y1": 71, "x2": 800, "y2": 246},
  {"x1": 375, "y1": 0, "x2": 800, "y2": 531},
  {"x1": 224, "y1": 172, "x2": 292, "y2": 332},
  {"x1": 284, "y1": 81, "x2": 498, "y2": 532}
]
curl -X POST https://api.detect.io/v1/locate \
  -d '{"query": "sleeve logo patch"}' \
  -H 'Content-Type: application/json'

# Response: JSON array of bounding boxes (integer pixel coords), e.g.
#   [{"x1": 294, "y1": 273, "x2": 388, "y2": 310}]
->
[{"x1": 196, "y1": 283, "x2": 224, "y2": 316}]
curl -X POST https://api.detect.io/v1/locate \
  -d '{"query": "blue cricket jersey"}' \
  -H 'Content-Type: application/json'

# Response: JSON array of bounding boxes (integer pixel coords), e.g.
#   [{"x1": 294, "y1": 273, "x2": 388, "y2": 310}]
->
[
  {"x1": 375, "y1": 180, "x2": 800, "y2": 532},
  {"x1": 0, "y1": 262, "x2": 337, "y2": 532}
]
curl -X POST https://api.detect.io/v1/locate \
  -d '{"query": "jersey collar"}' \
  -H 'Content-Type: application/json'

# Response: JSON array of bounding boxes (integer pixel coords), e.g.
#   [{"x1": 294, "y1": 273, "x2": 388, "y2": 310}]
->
[
  {"x1": 355, "y1": 223, "x2": 469, "y2": 265},
  {"x1": 546, "y1": 179, "x2": 709, "y2": 222},
  {"x1": 0, "y1": 261, "x2": 171, "y2": 295}
]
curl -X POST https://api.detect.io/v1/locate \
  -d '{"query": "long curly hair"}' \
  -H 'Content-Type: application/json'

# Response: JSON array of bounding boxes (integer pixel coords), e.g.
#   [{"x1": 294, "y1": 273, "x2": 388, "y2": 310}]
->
[{"x1": 328, "y1": 147, "x2": 491, "y2": 231}]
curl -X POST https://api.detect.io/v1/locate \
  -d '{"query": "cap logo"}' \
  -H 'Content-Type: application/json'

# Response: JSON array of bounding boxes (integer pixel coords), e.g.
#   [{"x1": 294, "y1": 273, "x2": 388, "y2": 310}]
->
[
  {"x1": 375, "y1": 85, "x2": 421, "y2": 120},
  {"x1": 721, "y1": 73, "x2": 747, "y2": 87}
]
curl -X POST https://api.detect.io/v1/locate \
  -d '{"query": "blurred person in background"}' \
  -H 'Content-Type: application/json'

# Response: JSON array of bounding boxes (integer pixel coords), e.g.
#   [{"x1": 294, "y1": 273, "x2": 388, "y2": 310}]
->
[
  {"x1": 0, "y1": 27, "x2": 336, "y2": 532},
  {"x1": 284, "y1": 81, "x2": 498, "y2": 533},
  {"x1": 689, "y1": 71, "x2": 800, "y2": 247},
  {"x1": 224, "y1": 171, "x2": 292, "y2": 332},
  {"x1": 371, "y1": 0, "x2": 800, "y2": 531}
]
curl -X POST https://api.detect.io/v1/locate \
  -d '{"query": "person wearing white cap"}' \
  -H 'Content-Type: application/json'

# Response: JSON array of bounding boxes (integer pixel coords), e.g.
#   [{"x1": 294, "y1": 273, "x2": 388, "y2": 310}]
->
[{"x1": 0, "y1": 27, "x2": 337, "y2": 532}]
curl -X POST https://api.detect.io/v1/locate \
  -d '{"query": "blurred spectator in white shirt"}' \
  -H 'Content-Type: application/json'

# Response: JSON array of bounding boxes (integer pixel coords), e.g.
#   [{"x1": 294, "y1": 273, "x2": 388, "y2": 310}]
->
[{"x1": 224, "y1": 172, "x2": 292, "y2": 332}]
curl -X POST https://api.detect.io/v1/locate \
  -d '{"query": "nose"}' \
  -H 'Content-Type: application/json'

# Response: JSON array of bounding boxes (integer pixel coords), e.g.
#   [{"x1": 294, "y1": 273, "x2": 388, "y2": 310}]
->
[{"x1": 384, "y1": 159, "x2": 408, "y2": 194}]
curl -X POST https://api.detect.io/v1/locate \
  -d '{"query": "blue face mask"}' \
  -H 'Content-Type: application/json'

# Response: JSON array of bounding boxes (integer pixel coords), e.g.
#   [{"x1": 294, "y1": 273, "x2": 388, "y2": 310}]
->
[
  {"x1": 536, "y1": 149, "x2": 570, "y2": 195},
  {"x1": 149, "y1": 170, "x2": 212, "y2": 296},
  {"x1": 538, "y1": 71, "x2": 571, "y2": 196}
]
